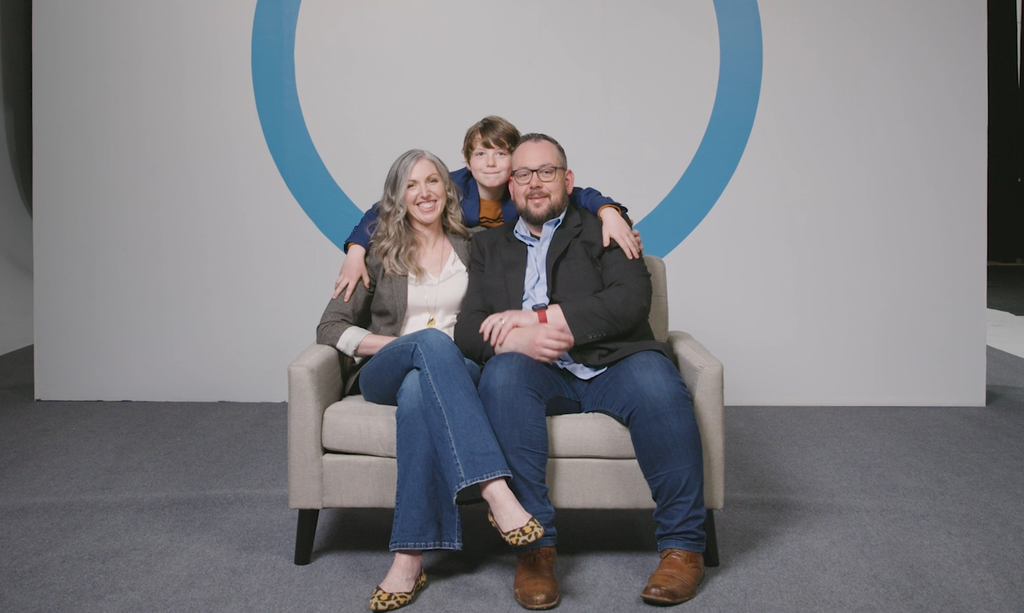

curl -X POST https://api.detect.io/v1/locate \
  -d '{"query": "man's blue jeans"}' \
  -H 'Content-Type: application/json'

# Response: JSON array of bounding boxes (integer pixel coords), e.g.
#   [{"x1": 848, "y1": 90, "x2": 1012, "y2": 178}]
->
[
  {"x1": 477, "y1": 350, "x2": 706, "y2": 553},
  {"x1": 358, "y1": 328, "x2": 511, "y2": 551}
]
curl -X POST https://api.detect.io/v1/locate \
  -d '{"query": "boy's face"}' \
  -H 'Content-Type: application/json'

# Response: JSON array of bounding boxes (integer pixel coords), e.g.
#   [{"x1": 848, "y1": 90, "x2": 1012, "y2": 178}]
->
[{"x1": 465, "y1": 137, "x2": 513, "y2": 194}]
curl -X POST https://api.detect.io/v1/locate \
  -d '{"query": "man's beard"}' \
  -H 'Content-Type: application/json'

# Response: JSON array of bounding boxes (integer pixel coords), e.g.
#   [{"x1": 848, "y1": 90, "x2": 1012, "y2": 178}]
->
[{"x1": 516, "y1": 188, "x2": 569, "y2": 226}]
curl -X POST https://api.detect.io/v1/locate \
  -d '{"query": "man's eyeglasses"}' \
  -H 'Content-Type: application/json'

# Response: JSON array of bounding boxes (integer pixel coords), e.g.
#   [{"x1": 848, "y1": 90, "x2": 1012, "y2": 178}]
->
[{"x1": 511, "y1": 166, "x2": 566, "y2": 185}]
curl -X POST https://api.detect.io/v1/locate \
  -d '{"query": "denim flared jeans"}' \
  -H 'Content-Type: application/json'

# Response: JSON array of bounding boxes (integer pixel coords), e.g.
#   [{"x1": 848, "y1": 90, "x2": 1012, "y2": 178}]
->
[
  {"x1": 357, "y1": 328, "x2": 511, "y2": 551},
  {"x1": 477, "y1": 350, "x2": 706, "y2": 553}
]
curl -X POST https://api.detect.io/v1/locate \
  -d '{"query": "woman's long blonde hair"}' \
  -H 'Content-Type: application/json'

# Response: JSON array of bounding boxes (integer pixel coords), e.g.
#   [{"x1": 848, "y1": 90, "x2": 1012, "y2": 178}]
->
[{"x1": 370, "y1": 149, "x2": 468, "y2": 278}]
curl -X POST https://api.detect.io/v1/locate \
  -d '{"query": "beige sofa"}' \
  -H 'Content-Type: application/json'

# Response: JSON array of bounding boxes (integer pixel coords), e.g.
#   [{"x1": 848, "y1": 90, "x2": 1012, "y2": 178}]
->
[{"x1": 287, "y1": 255, "x2": 724, "y2": 566}]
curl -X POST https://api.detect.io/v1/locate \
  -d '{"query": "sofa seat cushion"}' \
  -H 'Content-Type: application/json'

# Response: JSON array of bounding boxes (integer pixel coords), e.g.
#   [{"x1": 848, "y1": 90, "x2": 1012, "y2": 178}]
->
[{"x1": 321, "y1": 396, "x2": 637, "y2": 459}]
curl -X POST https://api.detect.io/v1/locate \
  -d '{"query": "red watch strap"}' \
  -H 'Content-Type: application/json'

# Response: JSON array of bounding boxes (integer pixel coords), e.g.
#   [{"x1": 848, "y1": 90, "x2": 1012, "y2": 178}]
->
[{"x1": 537, "y1": 308, "x2": 548, "y2": 324}]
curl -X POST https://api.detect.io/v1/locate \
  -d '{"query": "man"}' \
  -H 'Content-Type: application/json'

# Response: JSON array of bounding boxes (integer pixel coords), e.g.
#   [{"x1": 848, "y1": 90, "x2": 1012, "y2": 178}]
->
[{"x1": 455, "y1": 134, "x2": 706, "y2": 609}]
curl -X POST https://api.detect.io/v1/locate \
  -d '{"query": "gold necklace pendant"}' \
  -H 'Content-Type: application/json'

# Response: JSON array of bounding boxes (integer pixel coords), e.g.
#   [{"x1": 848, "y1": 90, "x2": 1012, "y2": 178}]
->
[{"x1": 420, "y1": 240, "x2": 446, "y2": 331}]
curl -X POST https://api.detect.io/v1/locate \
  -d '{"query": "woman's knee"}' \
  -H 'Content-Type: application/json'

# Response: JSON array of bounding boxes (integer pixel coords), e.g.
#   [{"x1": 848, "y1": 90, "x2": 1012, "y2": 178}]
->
[
  {"x1": 405, "y1": 328, "x2": 464, "y2": 360},
  {"x1": 394, "y1": 370, "x2": 423, "y2": 411},
  {"x1": 406, "y1": 327, "x2": 452, "y2": 347}
]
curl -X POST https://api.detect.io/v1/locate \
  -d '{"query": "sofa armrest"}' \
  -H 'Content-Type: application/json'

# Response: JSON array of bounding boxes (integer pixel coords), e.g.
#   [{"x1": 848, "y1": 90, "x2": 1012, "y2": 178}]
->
[
  {"x1": 287, "y1": 343, "x2": 345, "y2": 509},
  {"x1": 667, "y1": 330, "x2": 725, "y2": 510}
]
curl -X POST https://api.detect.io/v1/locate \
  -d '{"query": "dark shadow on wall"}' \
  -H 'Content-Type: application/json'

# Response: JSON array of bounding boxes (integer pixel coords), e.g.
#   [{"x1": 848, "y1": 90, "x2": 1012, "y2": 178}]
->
[
  {"x1": 989, "y1": 0, "x2": 1024, "y2": 262},
  {"x1": 0, "y1": 344, "x2": 32, "y2": 403},
  {"x1": 1, "y1": 0, "x2": 31, "y2": 216}
]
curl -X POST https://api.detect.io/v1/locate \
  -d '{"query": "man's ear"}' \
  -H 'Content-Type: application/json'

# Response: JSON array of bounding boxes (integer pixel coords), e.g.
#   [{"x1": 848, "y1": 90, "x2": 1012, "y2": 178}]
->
[{"x1": 564, "y1": 168, "x2": 575, "y2": 194}]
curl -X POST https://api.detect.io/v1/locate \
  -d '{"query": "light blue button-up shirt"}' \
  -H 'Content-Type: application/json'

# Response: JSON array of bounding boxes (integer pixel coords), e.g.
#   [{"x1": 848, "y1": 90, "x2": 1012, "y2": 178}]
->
[{"x1": 513, "y1": 212, "x2": 606, "y2": 380}]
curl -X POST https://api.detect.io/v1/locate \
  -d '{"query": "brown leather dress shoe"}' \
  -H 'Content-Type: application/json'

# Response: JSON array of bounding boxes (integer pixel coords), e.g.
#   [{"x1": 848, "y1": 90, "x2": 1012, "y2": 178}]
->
[
  {"x1": 640, "y1": 549, "x2": 705, "y2": 606},
  {"x1": 513, "y1": 546, "x2": 560, "y2": 610}
]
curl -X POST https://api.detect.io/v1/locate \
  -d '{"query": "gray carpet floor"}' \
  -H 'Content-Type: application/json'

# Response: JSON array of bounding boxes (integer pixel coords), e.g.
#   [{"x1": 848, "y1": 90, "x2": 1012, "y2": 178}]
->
[{"x1": 2, "y1": 344, "x2": 1023, "y2": 613}]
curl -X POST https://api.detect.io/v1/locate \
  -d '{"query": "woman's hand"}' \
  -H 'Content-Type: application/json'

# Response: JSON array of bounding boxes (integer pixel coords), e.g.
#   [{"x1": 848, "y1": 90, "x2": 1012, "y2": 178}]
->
[
  {"x1": 354, "y1": 333, "x2": 397, "y2": 358},
  {"x1": 480, "y1": 309, "x2": 542, "y2": 348},
  {"x1": 333, "y1": 244, "x2": 369, "y2": 301},
  {"x1": 599, "y1": 207, "x2": 643, "y2": 259}
]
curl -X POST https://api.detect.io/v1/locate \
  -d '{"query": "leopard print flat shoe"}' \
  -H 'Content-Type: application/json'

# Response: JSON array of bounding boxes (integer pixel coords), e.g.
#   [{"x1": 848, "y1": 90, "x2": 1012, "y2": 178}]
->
[
  {"x1": 369, "y1": 571, "x2": 427, "y2": 612},
  {"x1": 488, "y1": 510, "x2": 545, "y2": 547}
]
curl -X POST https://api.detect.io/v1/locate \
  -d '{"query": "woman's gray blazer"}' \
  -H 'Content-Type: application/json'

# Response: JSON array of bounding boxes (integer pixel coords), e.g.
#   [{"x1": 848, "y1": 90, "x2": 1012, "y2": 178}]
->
[{"x1": 316, "y1": 233, "x2": 472, "y2": 393}]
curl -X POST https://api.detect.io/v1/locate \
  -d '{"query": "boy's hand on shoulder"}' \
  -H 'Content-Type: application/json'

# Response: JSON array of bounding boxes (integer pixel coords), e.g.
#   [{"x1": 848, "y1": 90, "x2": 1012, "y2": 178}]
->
[
  {"x1": 598, "y1": 207, "x2": 643, "y2": 259},
  {"x1": 333, "y1": 244, "x2": 369, "y2": 301}
]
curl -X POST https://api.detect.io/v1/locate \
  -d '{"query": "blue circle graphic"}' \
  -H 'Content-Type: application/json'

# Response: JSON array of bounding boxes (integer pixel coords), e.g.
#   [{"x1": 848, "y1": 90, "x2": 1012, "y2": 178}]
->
[{"x1": 251, "y1": 0, "x2": 762, "y2": 257}]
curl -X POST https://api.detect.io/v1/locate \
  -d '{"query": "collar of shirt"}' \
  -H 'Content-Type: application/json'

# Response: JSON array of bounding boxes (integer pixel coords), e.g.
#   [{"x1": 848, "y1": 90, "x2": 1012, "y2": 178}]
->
[{"x1": 513, "y1": 210, "x2": 565, "y2": 311}]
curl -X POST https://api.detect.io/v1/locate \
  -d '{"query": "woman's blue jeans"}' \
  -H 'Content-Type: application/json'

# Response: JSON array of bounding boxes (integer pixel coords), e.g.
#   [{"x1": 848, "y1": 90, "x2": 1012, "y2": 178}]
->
[
  {"x1": 357, "y1": 328, "x2": 511, "y2": 551},
  {"x1": 477, "y1": 350, "x2": 706, "y2": 553}
]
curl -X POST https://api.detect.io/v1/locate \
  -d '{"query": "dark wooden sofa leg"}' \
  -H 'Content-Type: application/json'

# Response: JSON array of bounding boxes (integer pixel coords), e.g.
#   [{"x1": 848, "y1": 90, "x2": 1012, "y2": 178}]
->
[
  {"x1": 294, "y1": 509, "x2": 319, "y2": 565},
  {"x1": 703, "y1": 509, "x2": 720, "y2": 567}
]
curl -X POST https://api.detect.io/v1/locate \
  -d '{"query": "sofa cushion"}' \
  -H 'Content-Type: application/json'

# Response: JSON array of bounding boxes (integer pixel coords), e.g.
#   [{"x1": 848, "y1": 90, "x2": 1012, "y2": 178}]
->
[
  {"x1": 322, "y1": 396, "x2": 397, "y2": 458},
  {"x1": 321, "y1": 396, "x2": 637, "y2": 459}
]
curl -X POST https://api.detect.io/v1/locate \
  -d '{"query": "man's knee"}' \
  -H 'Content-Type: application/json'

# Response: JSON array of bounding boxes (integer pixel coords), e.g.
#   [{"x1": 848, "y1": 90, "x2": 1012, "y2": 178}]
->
[
  {"x1": 627, "y1": 352, "x2": 689, "y2": 392},
  {"x1": 478, "y1": 353, "x2": 556, "y2": 424},
  {"x1": 479, "y1": 352, "x2": 539, "y2": 394},
  {"x1": 607, "y1": 352, "x2": 693, "y2": 420}
]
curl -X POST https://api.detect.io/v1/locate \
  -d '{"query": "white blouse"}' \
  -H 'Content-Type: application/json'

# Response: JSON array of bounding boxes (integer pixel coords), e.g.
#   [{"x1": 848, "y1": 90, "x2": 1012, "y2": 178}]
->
[{"x1": 400, "y1": 247, "x2": 468, "y2": 340}]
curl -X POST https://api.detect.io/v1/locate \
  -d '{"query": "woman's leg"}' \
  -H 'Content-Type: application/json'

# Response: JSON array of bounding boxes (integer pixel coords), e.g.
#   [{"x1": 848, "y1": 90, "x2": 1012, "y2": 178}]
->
[
  {"x1": 377, "y1": 551, "x2": 423, "y2": 593},
  {"x1": 479, "y1": 477, "x2": 534, "y2": 533},
  {"x1": 359, "y1": 329, "x2": 514, "y2": 550},
  {"x1": 388, "y1": 369, "x2": 460, "y2": 549}
]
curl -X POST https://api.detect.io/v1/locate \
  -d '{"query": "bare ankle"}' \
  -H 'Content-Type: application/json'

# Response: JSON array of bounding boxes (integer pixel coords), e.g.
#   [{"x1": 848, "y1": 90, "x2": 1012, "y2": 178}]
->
[
  {"x1": 480, "y1": 479, "x2": 533, "y2": 532},
  {"x1": 379, "y1": 551, "x2": 423, "y2": 592}
]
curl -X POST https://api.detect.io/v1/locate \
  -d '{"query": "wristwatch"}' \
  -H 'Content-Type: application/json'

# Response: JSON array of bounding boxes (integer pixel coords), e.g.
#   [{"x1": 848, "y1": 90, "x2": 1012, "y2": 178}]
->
[{"x1": 532, "y1": 303, "x2": 548, "y2": 324}]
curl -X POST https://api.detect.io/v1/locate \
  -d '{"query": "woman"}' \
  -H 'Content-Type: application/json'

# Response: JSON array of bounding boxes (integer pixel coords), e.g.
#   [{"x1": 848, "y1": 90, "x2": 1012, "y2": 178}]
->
[{"x1": 317, "y1": 149, "x2": 541, "y2": 612}]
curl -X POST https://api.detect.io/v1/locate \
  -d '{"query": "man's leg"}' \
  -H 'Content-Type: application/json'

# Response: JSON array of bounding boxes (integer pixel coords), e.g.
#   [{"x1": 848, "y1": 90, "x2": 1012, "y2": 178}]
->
[
  {"x1": 477, "y1": 352, "x2": 576, "y2": 549},
  {"x1": 578, "y1": 350, "x2": 706, "y2": 605},
  {"x1": 580, "y1": 351, "x2": 706, "y2": 550},
  {"x1": 478, "y1": 352, "x2": 574, "y2": 610}
]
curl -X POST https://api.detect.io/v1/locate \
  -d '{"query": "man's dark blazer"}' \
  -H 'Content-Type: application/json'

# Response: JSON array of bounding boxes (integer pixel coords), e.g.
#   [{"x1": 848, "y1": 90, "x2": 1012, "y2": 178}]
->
[{"x1": 455, "y1": 204, "x2": 671, "y2": 366}]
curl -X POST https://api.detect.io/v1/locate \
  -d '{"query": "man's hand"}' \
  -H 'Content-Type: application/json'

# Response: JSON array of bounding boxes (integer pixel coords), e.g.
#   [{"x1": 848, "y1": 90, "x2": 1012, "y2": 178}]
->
[
  {"x1": 479, "y1": 309, "x2": 540, "y2": 348},
  {"x1": 332, "y1": 244, "x2": 369, "y2": 301},
  {"x1": 599, "y1": 207, "x2": 643, "y2": 259},
  {"x1": 494, "y1": 325, "x2": 575, "y2": 362}
]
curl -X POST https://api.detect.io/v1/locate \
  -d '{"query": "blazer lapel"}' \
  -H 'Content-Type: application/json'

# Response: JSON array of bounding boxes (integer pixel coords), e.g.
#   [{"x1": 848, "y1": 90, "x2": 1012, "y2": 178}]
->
[
  {"x1": 376, "y1": 270, "x2": 407, "y2": 335},
  {"x1": 546, "y1": 206, "x2": 583, "y2": 283},
  {"x1": 501, "y1": 231, "x2": 528, "y2": 310},
  {"x1": 450, "y1": 233, "x2": 472, "y2": 267}
]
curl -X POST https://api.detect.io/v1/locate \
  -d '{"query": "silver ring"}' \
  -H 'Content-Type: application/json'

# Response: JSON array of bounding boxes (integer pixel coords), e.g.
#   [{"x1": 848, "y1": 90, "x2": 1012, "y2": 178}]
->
[{"x1": 500, "y1": 318, "x2": 506, "y2": 325}]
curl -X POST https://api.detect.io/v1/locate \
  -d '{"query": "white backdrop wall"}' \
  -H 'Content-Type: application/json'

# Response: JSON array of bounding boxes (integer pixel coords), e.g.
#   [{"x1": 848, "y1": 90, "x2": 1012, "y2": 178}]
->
[{"x1": 33, "y1": 0, "x2": 987, "y2": 404}]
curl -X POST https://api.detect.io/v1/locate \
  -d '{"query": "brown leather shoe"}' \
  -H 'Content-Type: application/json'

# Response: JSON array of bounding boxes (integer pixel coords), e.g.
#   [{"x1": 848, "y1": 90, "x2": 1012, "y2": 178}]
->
[
  {"x1": 513, "y1": 546, "x2": 560, "y2": 610},
  {"x1": 640, "y1": 549, "x2": 705, "y2": 606}
]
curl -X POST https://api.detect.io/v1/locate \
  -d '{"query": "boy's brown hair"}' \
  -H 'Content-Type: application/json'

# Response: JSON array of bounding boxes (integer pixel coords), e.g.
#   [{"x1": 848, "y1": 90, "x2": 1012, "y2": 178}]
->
[{"x1": 461, "y1": 116, "x2": 521, "y2": 161}]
